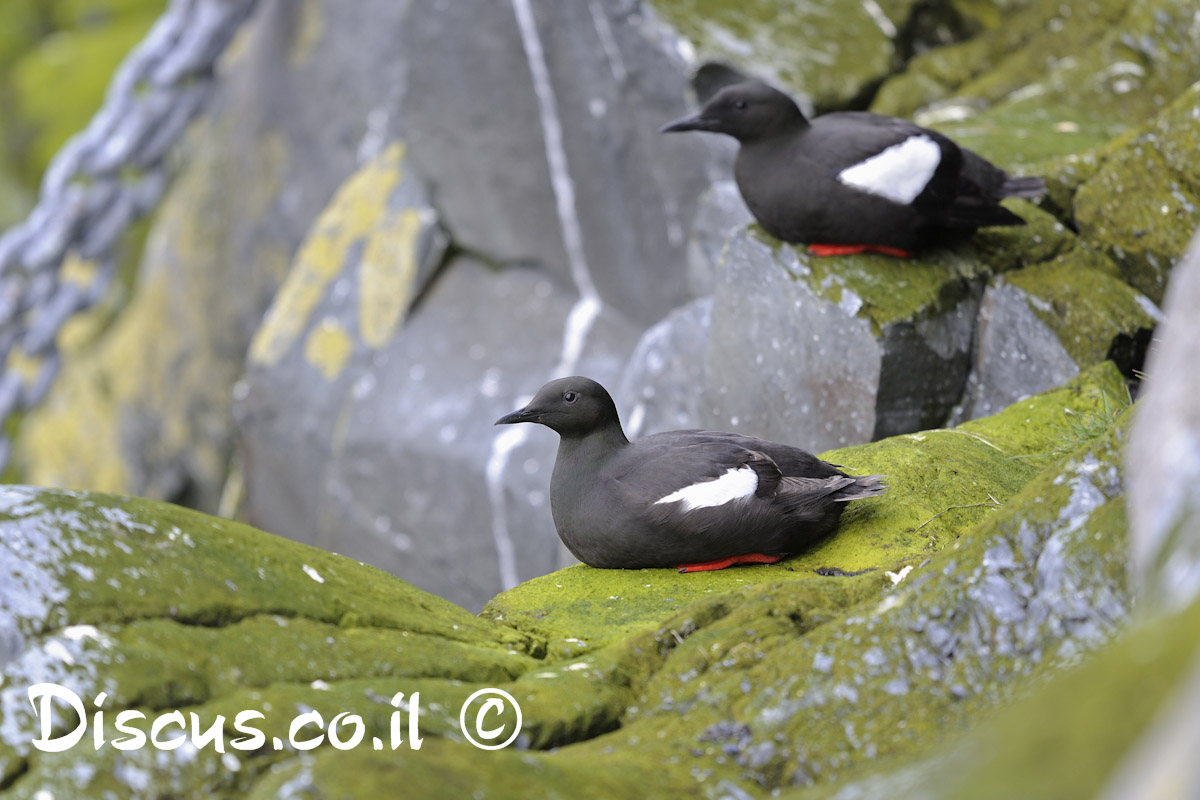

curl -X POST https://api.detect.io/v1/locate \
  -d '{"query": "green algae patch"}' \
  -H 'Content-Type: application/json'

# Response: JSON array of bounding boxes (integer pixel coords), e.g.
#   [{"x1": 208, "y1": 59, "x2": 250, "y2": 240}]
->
[
  {"x1": 0, "y1": 382, "x2": 1138, "y2": 797},
  {"x1": 956, "y1": 360, "x2": 1128, "y2": 457},
  {"x1": 747, "y1": 202, "x2": 1072, "y2": 341},
  {"x1": 483, "y1": 563, "x2": 783, "y2": 656},
  {"x1": 246, "y1": 736, "x2": 694, "y2": 800},
  {"x1": 874, "y1": 0, "x2": 1200, "y2": 149}
]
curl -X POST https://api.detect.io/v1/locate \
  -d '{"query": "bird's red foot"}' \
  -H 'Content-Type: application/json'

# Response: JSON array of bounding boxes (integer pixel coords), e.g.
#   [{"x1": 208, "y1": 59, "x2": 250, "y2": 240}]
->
[
  {"x1": 808, "y1": 243, "x2": 915, "y2": 258},
  {"x1": 676, "y1": 553, "x2": 784, "y2": 573}
]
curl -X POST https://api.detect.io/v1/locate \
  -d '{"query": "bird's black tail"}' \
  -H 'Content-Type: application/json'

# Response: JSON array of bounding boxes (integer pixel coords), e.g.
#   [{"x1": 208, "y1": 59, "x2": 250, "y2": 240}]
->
[
  {"x1": 1000, "y1": 176, "x2": 1046, "y2": 198},
  {"x1": 832, "y1": 475, "x2": 886, "y2": 502},
  {"x1": 945, "y1": 197, "x2": 1028, "y2": 229}
]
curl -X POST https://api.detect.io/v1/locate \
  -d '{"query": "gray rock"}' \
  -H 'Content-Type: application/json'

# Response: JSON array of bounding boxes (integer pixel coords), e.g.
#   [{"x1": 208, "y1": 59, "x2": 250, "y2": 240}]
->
[
  {"x1": 1128, "y1": 231, "x2": 1200, "y2": 611},
  {"x1": 396, "y1": 0, "x2": 715, "y2": 326},
  {"x1": 954, "y1": 281, "x2": 1081, "y2": 421},
  {"x1": 617, "y1": 297, "x2": 712, "y2": 439},
  {"x1": 239, "y1": 256, "x2": 640, "y2": 611},
  {"x1": 686, "y1": 180, "x2": 753, "y2": 298},
  {"x1": 697, "y1": 229, "x2": 978, "y2": 452},
  {"x1": 208, "y1": 0, "x2": 722, "y2": 607},
  {"x1": 956, "y1": 256, "x2": 1160, "y2": 423}
]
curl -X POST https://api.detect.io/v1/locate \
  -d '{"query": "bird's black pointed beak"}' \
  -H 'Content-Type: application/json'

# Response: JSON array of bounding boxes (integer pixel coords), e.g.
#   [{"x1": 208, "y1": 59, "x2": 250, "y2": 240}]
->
[
  {"x1": 659, "y1": 113, "x2": 711, "y2": 133},
  {"x1": 495, "y1": 407, "x2": 538, "y2": 426}
]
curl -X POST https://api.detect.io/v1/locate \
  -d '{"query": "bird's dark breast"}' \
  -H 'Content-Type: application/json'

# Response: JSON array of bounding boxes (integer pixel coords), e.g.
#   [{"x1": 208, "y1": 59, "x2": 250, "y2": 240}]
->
[{"x1": 553, "y1": 487, "x2": 845, "y2": 570}]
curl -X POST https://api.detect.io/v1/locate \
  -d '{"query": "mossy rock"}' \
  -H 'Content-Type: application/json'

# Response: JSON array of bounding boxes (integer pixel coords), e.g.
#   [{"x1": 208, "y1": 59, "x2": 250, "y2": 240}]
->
[
  {"x1": 808, "y1": 579, "x2": 1200, "y2": 800},
  {"x1": 1, "y1": 363, "x2": 1136, "y2": 797},
  {"x1": 651, "y1": 0, "x2": 921, "y2": 111},
  {"x1": 1073, "y1": 83, "x2": 1200, "y2": 305},
  {"x1": 873, "y1": 0, "x2": 1200, "y2": 170},
  {"x1": 1003, "y1": 255, "x2": 1159, "y2": 368}
]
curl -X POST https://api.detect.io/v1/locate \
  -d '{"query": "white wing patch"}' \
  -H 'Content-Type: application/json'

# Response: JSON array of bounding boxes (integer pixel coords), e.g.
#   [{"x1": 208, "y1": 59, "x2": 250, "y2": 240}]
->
[
  {"x1": 654, "y1": 466, "x2": 758, "y2": 512},
  {"x1": 837, "y1": 134, "x2": 942, "y2": 205}
]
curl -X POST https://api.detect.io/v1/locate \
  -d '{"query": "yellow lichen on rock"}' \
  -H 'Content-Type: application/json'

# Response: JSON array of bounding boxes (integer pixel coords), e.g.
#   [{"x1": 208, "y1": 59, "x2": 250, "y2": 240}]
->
[
  {"x1": 303, "y1": 316, "x2": 352, "y2": 380},
  {"x1": 248, "y1": 141, "x2": 408, "y2": 368},
  {"x1": 288, "y1": 0, "x2": 325, "y2": 68},
  {"x1": 359, "y1": 206, "x2": 424, "y2": 348}
]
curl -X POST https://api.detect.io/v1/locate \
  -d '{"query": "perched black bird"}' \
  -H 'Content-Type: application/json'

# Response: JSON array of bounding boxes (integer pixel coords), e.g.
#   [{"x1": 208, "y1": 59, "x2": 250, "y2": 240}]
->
[
  {"x1": 495, "y1": 376, "x2": 885, "y2": 572},
  {"x1": 661, "y1": 79, "x2": 1045, "y2": 257}
]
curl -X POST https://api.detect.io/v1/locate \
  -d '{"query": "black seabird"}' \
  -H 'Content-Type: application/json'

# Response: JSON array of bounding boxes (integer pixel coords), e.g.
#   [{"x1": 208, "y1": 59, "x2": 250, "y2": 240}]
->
[
  {"x1": 495, "y1": 376, "x2": 885, "y2": 572},
  {"x1": 661, "y1": 78, "x2": 1045, "y2": 257}
]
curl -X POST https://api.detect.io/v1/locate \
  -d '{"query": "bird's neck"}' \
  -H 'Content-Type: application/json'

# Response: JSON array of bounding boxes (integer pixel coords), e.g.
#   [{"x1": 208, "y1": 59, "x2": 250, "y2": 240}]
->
[
  {"x1": 740, "y1": 108, "x2": 809, "y2": 146},
  {"x1": 556, "y1": 424, "x2": 629, "y2": 473}
]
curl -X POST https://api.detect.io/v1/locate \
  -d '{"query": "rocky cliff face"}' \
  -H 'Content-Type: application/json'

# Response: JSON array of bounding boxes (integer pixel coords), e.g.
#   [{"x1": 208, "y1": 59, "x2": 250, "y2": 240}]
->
[{"x1": 8, "y1": 0, "x2": 1199, "y2": 619}]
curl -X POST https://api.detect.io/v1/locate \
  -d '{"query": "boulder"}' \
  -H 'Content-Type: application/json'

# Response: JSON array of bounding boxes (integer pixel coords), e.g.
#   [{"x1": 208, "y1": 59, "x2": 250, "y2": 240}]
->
[
  {"x1": 12, "y1": 0, "x2": 409, "y2": 508},
  {"x1": 954, "y1": 253, "x2": 1158, "y2": 420},
  {"x1": 395, "y1": 0, "x2": 713, "y2": 326},
  {"x1": 1128, "y1": 232, "x2": 1200, "y2": 610}
]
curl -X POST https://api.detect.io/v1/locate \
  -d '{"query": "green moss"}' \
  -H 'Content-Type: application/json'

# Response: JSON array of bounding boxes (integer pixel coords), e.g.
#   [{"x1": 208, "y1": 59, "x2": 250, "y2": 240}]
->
[
  {"x1": 485, "y1": 364, "x2": 1126, "y2": 662},
  {"x1": 736, "y1": 202, "x2": 1073, "y2": 340},
  {"x1": 1073, "y1": 83, "x2": 1200, "y2": 305},
  {"x1": 874, "y1": 0, "x2": 1200, "y2": 173},
  {"x1": 0, "y1": 364, "x2": 1138, "y2": 796},
  {"x1": 652, "y1": 0, "x2": 919, "y2": 110},
  {"x1": 2, "y1": 488, "x2": 528, "y2": 652},
  {"x1": 955, "y1": 361, "x2": 1127, "y2": 456},
  {"x1": 6, "y1": 9, "x2": 162, "y2": 184},
  {"x1": 622, "y1": 414, "x2": 1131, "y2": 795},
  {"x1": 247, "y1": 737, "x2": 693, "y2": 800},
  {"x1": 0, "y1": 0, "x2": 52, "y2": 70}
]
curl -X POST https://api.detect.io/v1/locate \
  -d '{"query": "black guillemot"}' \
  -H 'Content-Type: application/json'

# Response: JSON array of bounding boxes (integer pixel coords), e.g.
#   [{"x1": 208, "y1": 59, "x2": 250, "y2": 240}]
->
[
  {"x1": 661, "y1": 78, "x2": 1045, "y2": 257},
  {"x1": 495, "y1": 377, "x2": 886, "y2": 572}
]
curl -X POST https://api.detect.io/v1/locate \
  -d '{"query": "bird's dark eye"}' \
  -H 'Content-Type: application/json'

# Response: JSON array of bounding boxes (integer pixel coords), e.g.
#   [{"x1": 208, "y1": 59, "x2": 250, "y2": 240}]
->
[
  {"x1": 563, "y1": 391, "x2": 578, "y2": 405},
  {"x1": 735, "y1": 100, "x2": 747, "y2": 110}
]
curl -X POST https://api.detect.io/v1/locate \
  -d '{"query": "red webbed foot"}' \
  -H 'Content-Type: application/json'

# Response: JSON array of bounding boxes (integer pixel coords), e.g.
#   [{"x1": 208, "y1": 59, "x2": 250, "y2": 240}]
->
[
  {"x1": 676, "y1": 553, "x2": 784, "y2": 573},
  {"x1": 807, "y1": 243, "x2": 915, "y2": 258}
]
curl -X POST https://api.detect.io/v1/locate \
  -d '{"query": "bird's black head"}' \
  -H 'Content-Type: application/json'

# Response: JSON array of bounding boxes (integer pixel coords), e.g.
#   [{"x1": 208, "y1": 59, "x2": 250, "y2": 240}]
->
[
  {"x1": 495, "y1": 376, "x2": 625, "y2": 439},
  {"x1": 660, "y1": 80, "x2": 806, "y2": 143}
]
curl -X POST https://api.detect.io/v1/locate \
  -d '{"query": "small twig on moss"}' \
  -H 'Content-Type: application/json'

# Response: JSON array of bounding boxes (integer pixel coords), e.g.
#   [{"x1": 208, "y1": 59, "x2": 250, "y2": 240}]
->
[{"x1": 915, "y1": 494, "x2": 1001, "y2": 531}]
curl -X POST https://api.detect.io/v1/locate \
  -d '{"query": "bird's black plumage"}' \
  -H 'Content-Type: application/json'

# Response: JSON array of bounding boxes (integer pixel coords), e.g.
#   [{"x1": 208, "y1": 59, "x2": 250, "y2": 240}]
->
[
  {"x1": 661, "y1": 79, "x2": 1045, "y2": 254},
  {"x1": 495, "y1": 376, "x2": 885, "y2": 571}
]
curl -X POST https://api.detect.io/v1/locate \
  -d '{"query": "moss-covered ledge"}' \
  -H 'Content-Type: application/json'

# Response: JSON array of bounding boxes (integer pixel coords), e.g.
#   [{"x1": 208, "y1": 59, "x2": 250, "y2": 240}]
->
[
  {"x1": 1, "y1": 362, "x2": 1133, "y2": 797},
  {"x1": 484, "y1": 361, "x2": 1127, "y2": 652}
]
